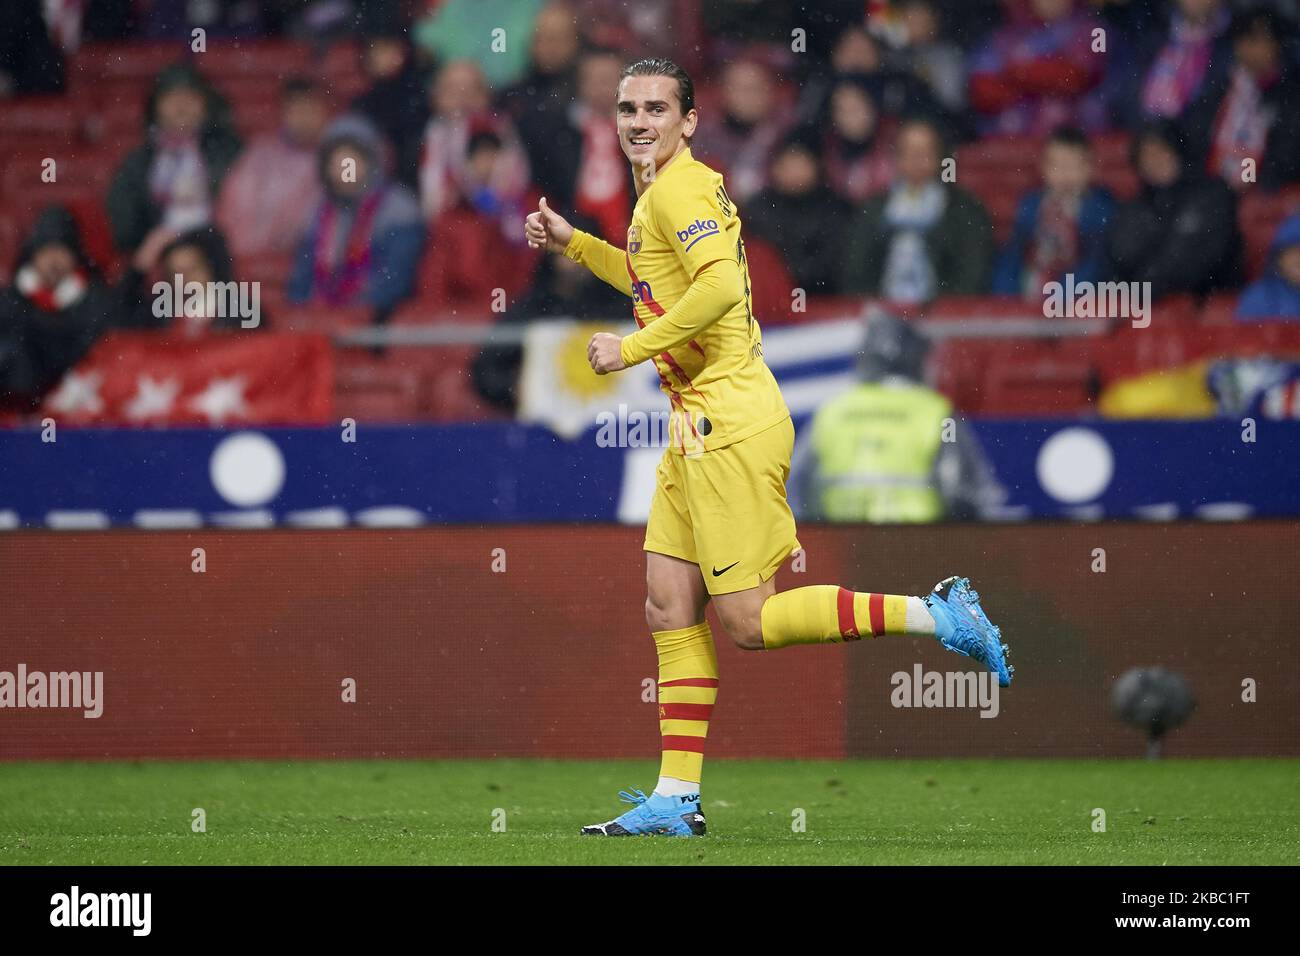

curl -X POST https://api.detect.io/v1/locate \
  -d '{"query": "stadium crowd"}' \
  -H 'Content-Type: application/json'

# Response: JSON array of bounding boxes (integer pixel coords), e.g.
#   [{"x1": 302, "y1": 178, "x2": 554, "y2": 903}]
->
[{"x1": 2, "y1": 0, "x2": 1300, "y2": 419}]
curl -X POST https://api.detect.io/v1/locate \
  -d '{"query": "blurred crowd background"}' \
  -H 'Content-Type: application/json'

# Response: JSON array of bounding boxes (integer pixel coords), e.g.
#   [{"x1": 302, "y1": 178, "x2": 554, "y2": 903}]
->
[{"x1": 2, "y1": 0, "x2": 1300, "y2": 426}]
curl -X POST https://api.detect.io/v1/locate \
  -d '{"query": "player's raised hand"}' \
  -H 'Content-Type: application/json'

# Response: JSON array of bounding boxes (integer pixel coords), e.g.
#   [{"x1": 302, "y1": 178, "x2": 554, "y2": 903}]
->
[
  {"x1": 524, "y1": 196, "x2": 574, "y2": 254},
  {"x1": 587, "y1": 332, "x2": 626, "y2": 375}
]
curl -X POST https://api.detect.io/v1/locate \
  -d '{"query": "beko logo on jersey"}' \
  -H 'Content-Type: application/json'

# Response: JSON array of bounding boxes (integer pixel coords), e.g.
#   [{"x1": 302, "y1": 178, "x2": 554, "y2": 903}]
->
[{"x1": 676, "y1": 218, "x2": 719, "y2": 250}]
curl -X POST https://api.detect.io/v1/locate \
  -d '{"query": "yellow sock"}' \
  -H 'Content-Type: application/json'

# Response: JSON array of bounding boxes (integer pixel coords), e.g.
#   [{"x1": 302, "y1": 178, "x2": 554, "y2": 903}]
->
[
  {"x1": 759, "y1": 585, "x2": 927, "y2": 649},
  {"x1": 653, "y1": 622, "x2": 718, "y2": 784}
]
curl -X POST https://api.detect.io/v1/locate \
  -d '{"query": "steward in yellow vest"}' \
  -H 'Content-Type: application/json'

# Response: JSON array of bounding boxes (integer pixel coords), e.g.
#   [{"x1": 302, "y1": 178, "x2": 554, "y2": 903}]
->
[{"x1": 790, "y1": 313, "x2": 1005, "y2": 523}]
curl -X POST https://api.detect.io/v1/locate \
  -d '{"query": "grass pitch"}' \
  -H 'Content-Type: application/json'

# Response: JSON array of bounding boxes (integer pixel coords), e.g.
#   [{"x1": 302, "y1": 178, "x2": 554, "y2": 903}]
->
[{"x1": 0, "y1": 758, "x2": 1295, "y2": 865}]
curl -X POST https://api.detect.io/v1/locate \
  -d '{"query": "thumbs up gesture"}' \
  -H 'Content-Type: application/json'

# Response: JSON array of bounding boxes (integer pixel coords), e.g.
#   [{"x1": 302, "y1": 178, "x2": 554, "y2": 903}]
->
[{"x1": 524, "y1": 196, "x2": 575, "y2": 254}]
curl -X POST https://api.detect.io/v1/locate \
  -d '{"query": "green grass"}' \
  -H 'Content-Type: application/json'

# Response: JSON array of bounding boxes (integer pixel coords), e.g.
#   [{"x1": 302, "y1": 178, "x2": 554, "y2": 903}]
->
[{"x1": 0, "y1": 759, "x2": 1295, "y2": 865}]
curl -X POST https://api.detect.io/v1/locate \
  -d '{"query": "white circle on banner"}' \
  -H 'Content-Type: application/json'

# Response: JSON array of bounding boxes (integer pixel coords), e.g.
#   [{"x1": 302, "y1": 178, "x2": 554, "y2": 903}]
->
[
  {"x1": 210, "y1": 432, "x2": 286, "y2": 507},
  {"x1": 1036, "y1": 427, "x2": 1114, "y2": 503}
]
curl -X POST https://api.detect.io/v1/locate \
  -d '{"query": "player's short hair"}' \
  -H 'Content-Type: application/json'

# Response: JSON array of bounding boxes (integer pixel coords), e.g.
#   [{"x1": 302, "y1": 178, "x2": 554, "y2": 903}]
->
[{"x1": 619, "y1": 57, "x2": 696, "y2": 116}]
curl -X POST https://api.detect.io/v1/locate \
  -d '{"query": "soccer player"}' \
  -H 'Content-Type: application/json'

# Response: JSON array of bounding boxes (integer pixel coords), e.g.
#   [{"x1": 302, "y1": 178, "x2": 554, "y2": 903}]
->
[{"x1": 524, "y1": 58, "x2": 1012, "y2": 838}]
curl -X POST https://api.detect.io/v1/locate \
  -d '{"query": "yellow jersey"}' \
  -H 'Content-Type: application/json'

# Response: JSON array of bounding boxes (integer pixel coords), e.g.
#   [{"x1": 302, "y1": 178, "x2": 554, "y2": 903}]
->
[{"x1": 564, "y1": 147, "x2": 789, "y2": 454}]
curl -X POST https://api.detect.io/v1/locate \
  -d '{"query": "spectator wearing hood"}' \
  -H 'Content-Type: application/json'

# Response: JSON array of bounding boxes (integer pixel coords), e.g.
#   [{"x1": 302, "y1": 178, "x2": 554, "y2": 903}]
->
[
  {"x1": 1108, "y1": 119, "x2": 1242, "y2": 300},
  {"x1": 0, "y1": 207, "x2": 113, "y2": 410},
  {"x1": 106, "y1": 62, "x2": 243, "y2": 254},
  {"x1": 1238, "y1": 214, "x2": 1300, "y2": 321},
  {"x1": 746, "y1": 132, "x2": 852, "y2": 295},
  {"x1": 287, "y1": 114, "x2": 424, "y2": 321},
  {"x1": 217, "y1": 76, "x2": 328, "y2": 258},
  {"x1": 968, "y1": 0, "x2": 1108, "y2": 137}
]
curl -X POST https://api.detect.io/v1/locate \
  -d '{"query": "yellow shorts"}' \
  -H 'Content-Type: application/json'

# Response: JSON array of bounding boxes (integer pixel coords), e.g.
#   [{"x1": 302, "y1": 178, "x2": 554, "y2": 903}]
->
[{"x1": 644, "y1": 415, "x2": 801, "y2": 596}]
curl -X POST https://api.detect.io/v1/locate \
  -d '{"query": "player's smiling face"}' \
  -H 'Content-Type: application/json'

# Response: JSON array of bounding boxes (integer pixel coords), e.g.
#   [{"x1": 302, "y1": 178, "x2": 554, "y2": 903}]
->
[{"x1": 617, "y1": 75, "x2": 698, "y2": 175}]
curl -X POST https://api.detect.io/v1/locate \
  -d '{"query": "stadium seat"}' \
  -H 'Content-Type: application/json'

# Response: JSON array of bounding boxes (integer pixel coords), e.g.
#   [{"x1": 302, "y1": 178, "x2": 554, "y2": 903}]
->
[
  {"x1": 1200, "y1": 293, "x2": 1240, "y2": 326},
  {"x1": 1, "y1": 154, "x2": 115, "y2": 217},
  {"x1": 273, "y1": 305, "x2": 374, "y2": 334},
  {"x1": 0, "y1": 215, "x2": 22, "y2": 284},
  {"x1": 334, "y1": 351, "x2": 424, "y2": 422},
  {"x1": 1239, "y1": 186, "x2": 1300, "y2": 280},
  {"x1": 982, "y1": 349, "x2": 1095, "y2": 414},
  {"x1": 741, "y1": 235, "x2": 796, "y2": 325},
  {"x1": 73, "y1": 42, "x2": 190, "y2": 82},
  {"x1": 928, "y1": 294, "x2": 1043, "y2": 321},
  {"x1": 0, "y1": 97, "x2": 82, "y2": 139},
  {"x1": 195, "y1": 42, "x2": 312, "y2": 80}
]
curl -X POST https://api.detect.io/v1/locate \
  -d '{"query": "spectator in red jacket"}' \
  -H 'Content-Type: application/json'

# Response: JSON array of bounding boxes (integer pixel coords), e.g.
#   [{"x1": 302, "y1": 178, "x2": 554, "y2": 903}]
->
[{"x1": 968, "y1": 0, "x2": 1108, "y2": 136}]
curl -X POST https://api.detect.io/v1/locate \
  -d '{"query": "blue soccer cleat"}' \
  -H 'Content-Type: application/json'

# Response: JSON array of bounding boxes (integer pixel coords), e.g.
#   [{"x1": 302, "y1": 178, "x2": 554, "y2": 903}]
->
[
  {"x1": 580, "y1": 788, "x2": 706, "y2": 837},
  {"x1": 924, "y1": 575, "x2": 1014, "y2": 687}
]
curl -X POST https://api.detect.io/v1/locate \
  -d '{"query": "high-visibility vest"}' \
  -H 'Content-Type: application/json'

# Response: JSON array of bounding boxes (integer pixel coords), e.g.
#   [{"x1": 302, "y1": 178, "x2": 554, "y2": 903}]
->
[{"x1": 809, "y1": 382, "x2": 952, "y2": 522}]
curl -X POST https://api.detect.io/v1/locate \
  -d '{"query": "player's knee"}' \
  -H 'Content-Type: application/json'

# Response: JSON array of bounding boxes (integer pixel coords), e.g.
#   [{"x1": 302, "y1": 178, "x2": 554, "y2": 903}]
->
[
  {"x1": 644, "y1": 595, "x2": 678, "y2": 633},
  {"x1": 717, "y1": 610, "x2": 765, "y2": 651}
]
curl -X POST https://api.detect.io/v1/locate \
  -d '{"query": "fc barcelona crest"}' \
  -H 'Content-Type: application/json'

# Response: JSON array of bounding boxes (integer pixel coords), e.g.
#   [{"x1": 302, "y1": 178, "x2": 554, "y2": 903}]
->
[{"x1": 628, "y1": 224, "x2": 642, "y2": 255}]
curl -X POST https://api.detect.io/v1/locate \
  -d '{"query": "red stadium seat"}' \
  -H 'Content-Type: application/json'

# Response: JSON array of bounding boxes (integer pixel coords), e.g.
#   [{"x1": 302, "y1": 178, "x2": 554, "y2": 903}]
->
[
  {"x1": 273, "y1": 305, "x2": 373, "y2": 334},
  {"x1": 741, "y1": 235, "x2": 796, "y2": 325},
  {"x1": 982, "y1": 348, "x2": 1095, "y2": 414},
  {"x1": 928, "y1": 295, "x2": 1043, "y2": 320},
  {"x1": 335, "y1": 352, "x2": 424, "y2": 422},
  {"x1": 0, "y1": 215, "x2": 22, "y2": 284},
  {"x1": 1, "y1": 153, "x2": 115, "y2": 214},
  {"x1": 195, "y1": 42, "x2": 312, "y2": 80},
  {"x1": 0, "y1": 97, "x2": 82, "y2": 139},
  {"x1": 1200, "y1": 293, "x2": 1239, "y2": 326},
  {"x1": 1239, "y1": 186, "x2": 1300, "y2": 280},
  {"x1": 74, "y1": 42, "x2": 189, "y2": 82}
]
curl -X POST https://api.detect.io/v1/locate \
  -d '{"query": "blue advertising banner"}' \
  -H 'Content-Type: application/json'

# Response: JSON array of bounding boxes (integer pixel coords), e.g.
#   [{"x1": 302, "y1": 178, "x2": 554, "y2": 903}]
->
[{"x1": 0, "y1": 419, "x2": 1295, "y2": 528}]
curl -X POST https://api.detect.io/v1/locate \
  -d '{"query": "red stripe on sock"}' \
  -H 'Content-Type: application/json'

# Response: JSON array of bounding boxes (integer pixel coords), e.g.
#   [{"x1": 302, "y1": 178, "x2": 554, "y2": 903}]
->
[
  {"x1": 661, "y1": 735, "x2": 707, "y2": 753},
  {"x1": 869, "y1": 592, "x2": 886, "y2": 637},
  {"x1": 659, "y1": 678, "x2": 719, "y2": 688},
  {"x1": 836, "y1": 587, "x2": 859, "y2": 641},
  {"x1": 660, "y1": 702, "x2": 714, "y2": 721}
]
